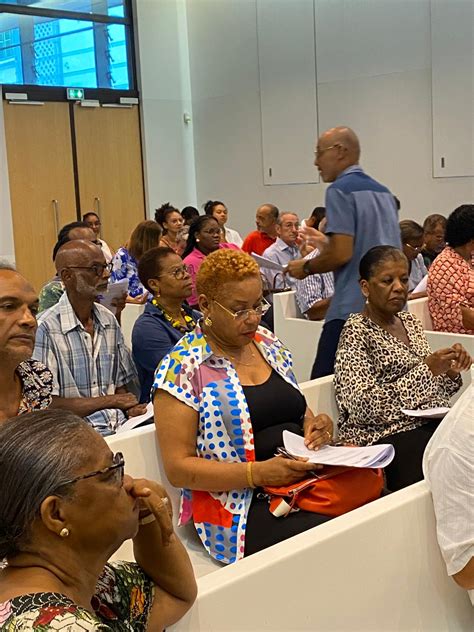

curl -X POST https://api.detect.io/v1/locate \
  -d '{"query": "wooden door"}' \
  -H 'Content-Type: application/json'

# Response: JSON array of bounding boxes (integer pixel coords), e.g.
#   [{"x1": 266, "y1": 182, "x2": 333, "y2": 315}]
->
[
  {"x1": 73, "y1": 105, "x2": 145, "y2": 251},
  {"x1": 3, "y1": 101, "x2": 77, "y2": 292}
]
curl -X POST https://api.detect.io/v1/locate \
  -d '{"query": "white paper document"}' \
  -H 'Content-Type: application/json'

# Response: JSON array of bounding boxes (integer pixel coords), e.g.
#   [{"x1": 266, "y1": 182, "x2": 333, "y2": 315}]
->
[
  {"x1": 98, "y1": 279, "x2": 129, "y2": 314},
  {"x1": 412, "y1": 274, "x2": 428, "y2": 294},
  {"x1": 251, "y1": 252, "x2": 288, "y2": 272},
  {"x1": 401, "y1": 407, "x2": 449, "y2": 419},
  {"x1": 116, "y1": 402, "x2": 154, "y2": 433},
  {"x1": 282, "y1": 431, "x2": 395, "y2": 468}
]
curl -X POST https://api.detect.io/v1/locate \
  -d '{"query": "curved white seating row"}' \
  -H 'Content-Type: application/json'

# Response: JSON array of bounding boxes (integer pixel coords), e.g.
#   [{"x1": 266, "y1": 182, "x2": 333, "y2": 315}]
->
[
  {"x1": 171, "y1": 481, "x2": 472, "y2": 631},
  {"x1": 274, "y1": 292, "x2": 474, "y2": 394},
  {"x1": 106, "y1": 376, "x2": 472, "y2": 630}
]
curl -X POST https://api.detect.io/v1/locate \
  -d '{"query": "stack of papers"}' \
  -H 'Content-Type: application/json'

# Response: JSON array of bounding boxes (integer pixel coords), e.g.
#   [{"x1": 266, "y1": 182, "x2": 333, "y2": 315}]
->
[{"x1": 282, "y1": 430, "x2": 395, "y2": 468}]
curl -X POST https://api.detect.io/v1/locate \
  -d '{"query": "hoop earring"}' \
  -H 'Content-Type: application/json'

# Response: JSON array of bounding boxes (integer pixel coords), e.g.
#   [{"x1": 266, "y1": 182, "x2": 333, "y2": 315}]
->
[
  {"x1": 204, "y1": 316, "x2": 212, "y2": 327},
  {"x1": 60, "y1": 528, "x2": 70, "y2": 538}
]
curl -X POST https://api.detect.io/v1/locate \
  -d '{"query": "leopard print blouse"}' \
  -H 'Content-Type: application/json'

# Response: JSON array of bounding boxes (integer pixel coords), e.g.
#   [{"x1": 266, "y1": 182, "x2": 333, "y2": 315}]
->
[{"x1": 334, "y1": 311, "x2": 462, "y2": 445}]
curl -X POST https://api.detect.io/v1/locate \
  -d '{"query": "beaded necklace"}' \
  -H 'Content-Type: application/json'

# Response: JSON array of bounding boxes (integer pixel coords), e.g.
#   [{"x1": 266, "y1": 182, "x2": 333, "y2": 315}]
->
[{"x1": 152, "y1": 298, "x2": 196, "y2": 333}]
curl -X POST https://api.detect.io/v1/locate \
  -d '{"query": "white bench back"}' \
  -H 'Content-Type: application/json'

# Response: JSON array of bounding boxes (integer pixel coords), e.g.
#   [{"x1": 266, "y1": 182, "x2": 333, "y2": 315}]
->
[
  {"x1": 407, "y1": 296, "x2": 433, "y2": 329},
  {"x1": 300, "y1": 375, "x2": 338, "y2": 424},
  {"x1": 171, "y1": 482, "x2": 473, "y2": 631},
  {"x1": 273, "y1": 291, "x2": 323, "y2": 381},
  {"x1": 120, "y1": 303, "x2": 145, "y2": 348}
]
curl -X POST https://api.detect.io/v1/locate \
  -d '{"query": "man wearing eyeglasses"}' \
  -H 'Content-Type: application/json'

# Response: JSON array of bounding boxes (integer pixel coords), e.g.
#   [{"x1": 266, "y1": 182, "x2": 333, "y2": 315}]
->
[
  {"x1": 287, "y1": 126, "x2": 401, "y2": 378},
  {"x1": 33, "y1": 240, "x2": 145, "y2": 436}
]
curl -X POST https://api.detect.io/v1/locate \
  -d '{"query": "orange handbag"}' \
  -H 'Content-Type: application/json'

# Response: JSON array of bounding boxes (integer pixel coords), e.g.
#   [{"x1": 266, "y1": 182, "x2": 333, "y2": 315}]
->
[{"x1": 263, "y1": 465, "x2": 384, "y2": 518}]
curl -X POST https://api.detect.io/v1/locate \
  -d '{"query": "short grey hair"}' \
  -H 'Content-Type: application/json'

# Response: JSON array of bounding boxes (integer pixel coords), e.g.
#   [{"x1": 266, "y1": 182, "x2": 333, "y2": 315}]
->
[
  {"x1": 277, "y1": 212, "x2": 299, "y2": 226},
  {"x1": 0, "y1": 410, "x2": 93, "y2": 559}
]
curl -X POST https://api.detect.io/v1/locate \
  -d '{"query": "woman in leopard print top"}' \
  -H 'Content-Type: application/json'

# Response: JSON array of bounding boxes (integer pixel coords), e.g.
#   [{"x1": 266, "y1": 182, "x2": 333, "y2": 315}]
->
[{"x1": 335, "y1": 246, "x2": 472, "y2": 491}]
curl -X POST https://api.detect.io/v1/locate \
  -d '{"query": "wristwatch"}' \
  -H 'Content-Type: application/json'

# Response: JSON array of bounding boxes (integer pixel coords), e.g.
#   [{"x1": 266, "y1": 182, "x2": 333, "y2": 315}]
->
[{"x1": 303, "y1": 259, "x2": 313, "y2": 277}]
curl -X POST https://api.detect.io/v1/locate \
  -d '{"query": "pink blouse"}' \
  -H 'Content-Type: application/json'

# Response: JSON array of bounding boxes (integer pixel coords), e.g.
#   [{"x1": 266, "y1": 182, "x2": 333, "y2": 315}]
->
[
  {"x1": 184, "y1": 244, "x2": 240, "y2": 307},
  {"x1": 427, "y1": 247, "x2": 474, "y2": 334}
]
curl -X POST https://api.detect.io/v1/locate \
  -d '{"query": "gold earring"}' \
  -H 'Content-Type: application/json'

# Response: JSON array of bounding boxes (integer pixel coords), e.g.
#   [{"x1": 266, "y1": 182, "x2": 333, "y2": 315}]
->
[
  {"x1": 60, "y1": 528, "x2": 70, "y2": 538},
  {"x1": 204, "y1": 316, "x2": 212, "y2": 327}
]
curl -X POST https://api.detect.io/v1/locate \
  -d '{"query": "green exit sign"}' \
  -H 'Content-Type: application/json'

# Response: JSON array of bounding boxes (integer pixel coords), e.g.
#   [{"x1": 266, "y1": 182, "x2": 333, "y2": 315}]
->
[{"x1": 67, "y1": 88, "x2": 85, "y2": 100}]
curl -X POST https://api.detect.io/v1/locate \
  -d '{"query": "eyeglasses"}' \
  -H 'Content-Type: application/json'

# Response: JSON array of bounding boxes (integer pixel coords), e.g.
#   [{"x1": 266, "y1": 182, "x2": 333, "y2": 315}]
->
[
  {"x1": 214, "y1": 298, "x2": 271, "y2": 321},
  {"x1": 67, "y1": 262, "x2": 113, "y2": 277},
  {"x1": 405, "y1": 243, "x2": 423, "y2": 254},
  {"x1": 54, "y1": 451, "x2": 125, "y2": 490},
  {"x1": 159, "y1": 264, "x2": 192, "y2": 280},
  {"x1": 314, "y1": 144, "x2": 341, "y2": 158}
]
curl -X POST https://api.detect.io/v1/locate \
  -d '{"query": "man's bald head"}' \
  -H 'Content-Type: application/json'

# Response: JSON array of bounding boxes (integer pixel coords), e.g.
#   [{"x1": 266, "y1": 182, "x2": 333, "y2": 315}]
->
[
  {"x1": 55, "y1": 239, "x2": 103, "y2": 273},
  {"x1": 315, "y1": 126, "x2": 361, "y2": 182},
  {"x1": 56, "y1": 239, "x2": 110, "y2": 303},
  {"x1": 322, "y1": 127, "x2": 360, "y2": 159}
]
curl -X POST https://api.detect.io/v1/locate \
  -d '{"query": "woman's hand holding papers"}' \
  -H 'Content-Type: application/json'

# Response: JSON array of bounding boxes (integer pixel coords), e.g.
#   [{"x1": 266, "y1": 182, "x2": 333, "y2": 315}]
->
[{"x1": 303, "y1": 412, "x2": 334, "y2": 450}]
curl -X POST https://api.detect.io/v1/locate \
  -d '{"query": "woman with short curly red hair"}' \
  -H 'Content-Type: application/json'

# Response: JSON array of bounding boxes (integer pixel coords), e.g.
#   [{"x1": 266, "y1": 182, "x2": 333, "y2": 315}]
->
[{"x1": 153, "y1": 249, "x2": 335, "y2": 564}]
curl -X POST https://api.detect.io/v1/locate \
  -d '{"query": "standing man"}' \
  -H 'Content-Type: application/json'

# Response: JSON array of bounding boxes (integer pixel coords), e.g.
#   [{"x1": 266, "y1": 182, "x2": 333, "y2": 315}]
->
[
  {"x1": 288, "y1": 126, "x2": 400, "y2": 378},
  {"x1": 33, "y1": 240, "x2": 145, "y2": 435},
  {"x1": 242, "y1": 203, "x2": 279, "y2": 255}
]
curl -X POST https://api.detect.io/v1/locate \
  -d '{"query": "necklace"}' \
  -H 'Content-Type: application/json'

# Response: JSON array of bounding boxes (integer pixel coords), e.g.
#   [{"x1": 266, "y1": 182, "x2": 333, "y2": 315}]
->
[
  {"x1": 152, "y1": 299, "x2": 196, "y2": 333},
  {"x1": 209, "y1": 337, "x2": 256, "y2": 366}
]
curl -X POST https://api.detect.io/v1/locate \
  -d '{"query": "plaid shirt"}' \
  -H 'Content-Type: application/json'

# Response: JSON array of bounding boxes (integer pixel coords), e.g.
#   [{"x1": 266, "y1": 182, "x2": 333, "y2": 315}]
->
[
  {"x1": 295, "y1": 248, "x2": 335, "y2": 315},
  {"x1": 33, "y1": 292, "x2": 137, "y2": 435}
]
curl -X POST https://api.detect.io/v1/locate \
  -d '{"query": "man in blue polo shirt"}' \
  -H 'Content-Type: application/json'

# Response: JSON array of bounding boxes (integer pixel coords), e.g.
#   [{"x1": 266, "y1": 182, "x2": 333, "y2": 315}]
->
[{"x1": 288, "y1": 126, "x2": 400, "y2": 378}]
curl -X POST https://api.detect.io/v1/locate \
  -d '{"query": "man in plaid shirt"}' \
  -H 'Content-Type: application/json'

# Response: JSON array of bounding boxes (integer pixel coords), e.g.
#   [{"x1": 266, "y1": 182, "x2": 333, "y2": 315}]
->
[{"x1": 33, "y1": 240, "x2": 146, "y2": 435}]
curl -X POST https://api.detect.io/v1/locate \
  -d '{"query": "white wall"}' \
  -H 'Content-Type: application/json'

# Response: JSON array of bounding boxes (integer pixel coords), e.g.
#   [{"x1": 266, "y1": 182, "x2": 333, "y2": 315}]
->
[
  {"x1": 0, "y1": 92, "x2": 15, "y2": 263},
  {"x1": 134, "y1": 0, "x2": 196, "y2": 216},
  {"x1": 185, "y1": 0, "x2": 474, "y2": 232}
]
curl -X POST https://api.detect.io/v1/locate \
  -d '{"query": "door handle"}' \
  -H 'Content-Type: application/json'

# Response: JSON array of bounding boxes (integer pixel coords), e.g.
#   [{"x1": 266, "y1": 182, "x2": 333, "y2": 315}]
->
[
  {"x1": 52, "y1": 199, "x2": 60, "y2": 236},
  {"x1": 94, "y1": 196, "x2": 101, "y2": 220}
]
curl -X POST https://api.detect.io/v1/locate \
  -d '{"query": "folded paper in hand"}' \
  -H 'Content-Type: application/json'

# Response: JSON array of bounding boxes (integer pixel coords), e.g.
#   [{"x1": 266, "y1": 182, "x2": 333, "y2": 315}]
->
[
  {"x1": 251, "y1": 253, "x2": 288, "y2": 272},
  {"x1": 97, "y1": 279, "x2": 129, "y2": 314},
  {"x1": 282, "y1": 431, "x2": 395, "y2": 468}
]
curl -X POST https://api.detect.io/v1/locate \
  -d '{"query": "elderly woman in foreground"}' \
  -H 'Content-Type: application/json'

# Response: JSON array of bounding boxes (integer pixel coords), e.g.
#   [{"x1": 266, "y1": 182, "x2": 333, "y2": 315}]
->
[
  {"x1": 153, "y1": 249, "x2": 334, "y2": 565},
  {"x1": 0, "y1": 410, "x2": 196, "y2": 630},
  {"x1": 335, "y1": 245, "x2": 472, "y2": 492}
]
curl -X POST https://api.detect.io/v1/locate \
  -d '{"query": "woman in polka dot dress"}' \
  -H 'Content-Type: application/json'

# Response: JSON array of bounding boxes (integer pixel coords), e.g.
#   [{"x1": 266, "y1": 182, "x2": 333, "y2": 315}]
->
[{"x1": 153, "y1": 250, "x2": 334, "y2": 564}]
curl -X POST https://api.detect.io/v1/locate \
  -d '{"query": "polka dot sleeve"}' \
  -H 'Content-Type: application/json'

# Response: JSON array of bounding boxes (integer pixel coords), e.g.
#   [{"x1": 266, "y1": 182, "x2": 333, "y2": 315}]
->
[{"x1": 152, "y1": 346, "x2": 201, "y2": 412}]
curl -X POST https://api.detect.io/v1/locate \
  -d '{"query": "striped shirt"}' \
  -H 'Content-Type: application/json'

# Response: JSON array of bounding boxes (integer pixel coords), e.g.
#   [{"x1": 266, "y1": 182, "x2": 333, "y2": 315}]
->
[
  {"x1": 295, "y1": 248, "x2": 335, "y2": 315},
  {"x1": 33, "y1": 292, "x2": 137, "y2": 435}
]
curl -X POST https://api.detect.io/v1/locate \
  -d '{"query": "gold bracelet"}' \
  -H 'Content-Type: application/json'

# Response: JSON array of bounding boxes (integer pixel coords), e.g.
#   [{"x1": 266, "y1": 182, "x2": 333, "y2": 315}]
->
[{"x1": 246, "y1": 462, "x2": 256, "y2": 489}]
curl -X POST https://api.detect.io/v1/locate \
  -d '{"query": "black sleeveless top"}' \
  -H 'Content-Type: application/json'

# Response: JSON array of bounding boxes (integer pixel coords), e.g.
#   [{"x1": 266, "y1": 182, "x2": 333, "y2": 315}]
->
[{"x1": 242, "y1": 370, "x2": 306, "y2": 461}]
